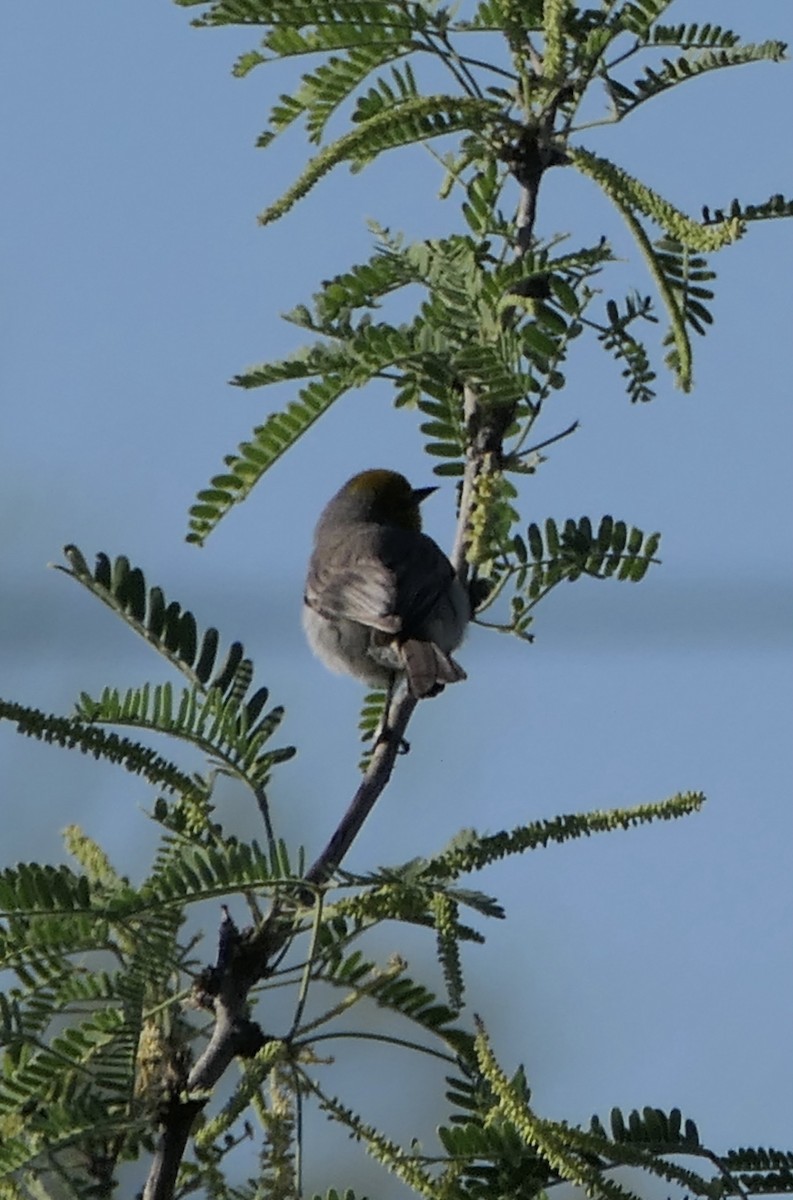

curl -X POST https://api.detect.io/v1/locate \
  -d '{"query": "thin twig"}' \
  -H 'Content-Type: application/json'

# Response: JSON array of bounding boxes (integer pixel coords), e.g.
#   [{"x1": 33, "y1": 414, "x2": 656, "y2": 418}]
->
[
  {"x1": 303, "y1": 690, "x2": 418, "y2": 886},
  {"x1": 302, "y1": 1029, "x2": 458, "y2": 1064},
  {"x1": 456, "y1": 53, "x2": 518, "y2": 83},
  {"x1": 254, "y1": 783, "x2": 279, "y2": 867},
  {"x1": 516, "y1": 419, "x2": 580, "y2": 457},
  {"x1": 287, "y1": 892, "x2": 324, "y2": 1038}
]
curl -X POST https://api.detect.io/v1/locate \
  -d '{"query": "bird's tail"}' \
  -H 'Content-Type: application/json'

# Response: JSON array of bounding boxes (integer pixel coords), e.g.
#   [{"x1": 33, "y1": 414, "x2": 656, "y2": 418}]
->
[{"x1": 401, "y1": 640, "x2": 466, "y2": 699}]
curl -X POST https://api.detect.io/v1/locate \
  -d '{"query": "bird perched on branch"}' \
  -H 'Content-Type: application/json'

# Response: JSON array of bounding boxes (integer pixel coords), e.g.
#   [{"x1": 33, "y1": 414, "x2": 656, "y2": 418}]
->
[{"x1": 303, "y1": 469, "x2": 469, "y2": 699}]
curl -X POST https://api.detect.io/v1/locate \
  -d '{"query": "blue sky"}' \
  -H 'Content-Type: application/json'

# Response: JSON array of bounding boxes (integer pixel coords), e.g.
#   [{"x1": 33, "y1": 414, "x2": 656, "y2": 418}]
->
[{"x1": 2, "y1": 2, "x2": 792, "y2": 1194}]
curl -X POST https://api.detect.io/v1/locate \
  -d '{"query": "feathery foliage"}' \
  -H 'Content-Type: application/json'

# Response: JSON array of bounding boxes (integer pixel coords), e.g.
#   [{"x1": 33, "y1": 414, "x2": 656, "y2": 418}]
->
[{"x1": 185, "y1": 0, "x2": 790, "y2": 540}]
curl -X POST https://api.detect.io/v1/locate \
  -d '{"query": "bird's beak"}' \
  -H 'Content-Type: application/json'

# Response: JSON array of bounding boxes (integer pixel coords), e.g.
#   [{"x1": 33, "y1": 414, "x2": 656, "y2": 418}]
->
[{"x1": 412, "y1": 486, "x2": 438, "y2": 505}]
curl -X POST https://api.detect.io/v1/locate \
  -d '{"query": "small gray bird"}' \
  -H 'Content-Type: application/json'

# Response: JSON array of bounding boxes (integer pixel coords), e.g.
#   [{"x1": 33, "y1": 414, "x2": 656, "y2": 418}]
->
[{"x1": 303, "y1": 469, "x2": 469, "y2": 698}]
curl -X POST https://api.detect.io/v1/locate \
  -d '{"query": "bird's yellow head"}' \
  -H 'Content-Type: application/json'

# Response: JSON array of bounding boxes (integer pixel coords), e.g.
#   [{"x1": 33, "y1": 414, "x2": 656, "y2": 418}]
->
[{"x1": 331, "y1": 469, "x2": 437, "y2": 532}]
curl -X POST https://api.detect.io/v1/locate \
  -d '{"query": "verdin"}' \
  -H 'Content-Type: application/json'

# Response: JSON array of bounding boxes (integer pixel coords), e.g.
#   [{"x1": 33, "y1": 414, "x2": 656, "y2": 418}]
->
[{"x1": 303, "y1": 469, "x2": 469, "y2": 699}]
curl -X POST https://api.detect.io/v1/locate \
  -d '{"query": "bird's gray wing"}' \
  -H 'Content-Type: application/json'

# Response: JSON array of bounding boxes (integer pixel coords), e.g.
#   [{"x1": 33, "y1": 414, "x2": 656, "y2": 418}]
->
[
  {"x1": 381, "y1": 528, "x2": 457, "y2": 637},
  {"x1": 304, "y1": 525, "x2": 402, "y2": 633}
]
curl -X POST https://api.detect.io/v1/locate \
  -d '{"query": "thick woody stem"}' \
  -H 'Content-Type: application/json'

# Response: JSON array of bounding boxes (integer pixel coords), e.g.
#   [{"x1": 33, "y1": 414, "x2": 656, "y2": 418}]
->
[
  {"x1": 451, "y1": 383, "x2": 482, "y2": 581},
  {"x1": 143, "y1": 1101, "x2": 204, "y2": 1200},
  {"x1": 452, "y1": 134, "x2": 545, "y2": 580}
]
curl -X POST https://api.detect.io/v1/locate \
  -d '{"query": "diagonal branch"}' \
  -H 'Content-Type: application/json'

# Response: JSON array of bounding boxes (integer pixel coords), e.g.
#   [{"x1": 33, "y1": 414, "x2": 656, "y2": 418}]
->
[
  {"x1": 140, "y1": 636, "x2": 429, "y2": 1199},
  {"x1": 142, "y1": 1100, "x2": 204, "y2": 1200},
  {"x1": 303, "y1": 690, "x2": 418, "y2": 886}
]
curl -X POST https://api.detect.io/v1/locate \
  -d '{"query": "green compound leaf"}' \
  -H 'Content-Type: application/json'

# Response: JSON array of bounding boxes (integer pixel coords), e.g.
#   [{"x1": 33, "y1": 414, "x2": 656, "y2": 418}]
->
[
  {"x1": 703, "y1": 192, "x2": 793, "y2": 226},
  {"x1": 258, "y1": 94, "x2": 509, "y2": 226},
  {"x1": 606, "y1": 35, "x2": 787, "y2": 117},
  {"x1": 56, "y1": 547, "x2": 254, "y2": 696},
  {"x1": 0, "y1": 698, "x2": 198, "y2": 800}
]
